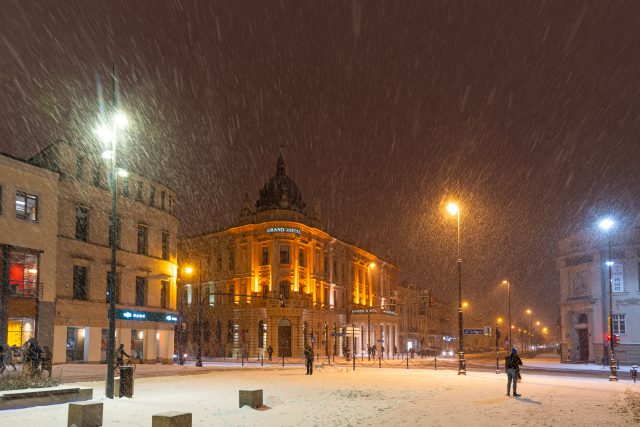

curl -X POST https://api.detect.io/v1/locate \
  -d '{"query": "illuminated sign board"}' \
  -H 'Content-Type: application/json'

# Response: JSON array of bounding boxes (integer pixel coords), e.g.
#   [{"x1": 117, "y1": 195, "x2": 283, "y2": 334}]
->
[
  {"x1": 266, "y1": 227, "x2": 301, "y2": 235},
  {"x1": 116, "y1": 309, "x2": 179, "y2": 323}
]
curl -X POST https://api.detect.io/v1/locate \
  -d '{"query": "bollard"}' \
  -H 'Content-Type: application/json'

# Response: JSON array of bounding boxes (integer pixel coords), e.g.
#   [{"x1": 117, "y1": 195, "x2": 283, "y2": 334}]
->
[
  {"x1": 68, "y1": 401, "x2": 103, "y2": 427},
  {"x1": 282, "y1": 353, "x2": 285, "y2": 367},
  {"x1": 152, "y1": 411, "x2": 192, "y2": 427},
  {"x1": 379, "y1": 356, "x2": 381, "y2": 368},
  {"x1": 239, "y1": 390, "x2": 263, "y2": 408},
  {"x1": 434, "y1": 357, "x2": 437, "y2": 370},
  {"x1": 406, "y1": 355, "x2": 409, "y2": 369},
  {"x1": 241, "y1": 355, "x2": 244, "y2": 367},
  {"x1": 261, "y1": 354, "x2": 264, "y2": 366}
]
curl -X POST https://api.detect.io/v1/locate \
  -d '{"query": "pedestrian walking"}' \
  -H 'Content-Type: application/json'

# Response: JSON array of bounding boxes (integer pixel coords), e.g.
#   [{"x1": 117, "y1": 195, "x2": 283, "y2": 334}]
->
[
  {"x1": 505, "y1": 347, "x2": 523, "y2": 397},
  {"x1": 267, "y1": 345, "x2": 273, "y2": 361},
  {"x1": 304, "y1": 345, "x2": 314, "y2": 375}
]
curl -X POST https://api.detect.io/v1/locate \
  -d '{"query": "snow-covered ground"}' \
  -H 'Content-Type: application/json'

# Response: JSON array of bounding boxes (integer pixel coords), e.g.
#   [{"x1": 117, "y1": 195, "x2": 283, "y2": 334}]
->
[{"x1": 3, "y1": 365, "x2": 639, "y2": 426}]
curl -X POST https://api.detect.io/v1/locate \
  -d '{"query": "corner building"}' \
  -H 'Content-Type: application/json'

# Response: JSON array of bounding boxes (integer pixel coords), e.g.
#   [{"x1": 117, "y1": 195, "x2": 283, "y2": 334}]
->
[
  {"x1": 30, "y1": 141, "x2": 179, "y2": 364},
  {"x1": 179, "y1": 156, "x2": 400, "y2": 359}
]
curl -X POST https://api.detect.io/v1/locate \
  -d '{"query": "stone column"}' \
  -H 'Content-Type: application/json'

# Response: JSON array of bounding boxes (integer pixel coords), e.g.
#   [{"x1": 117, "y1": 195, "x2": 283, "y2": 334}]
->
[{"x1": 85, "y1": 327, "x2": 102, "y2": 363}]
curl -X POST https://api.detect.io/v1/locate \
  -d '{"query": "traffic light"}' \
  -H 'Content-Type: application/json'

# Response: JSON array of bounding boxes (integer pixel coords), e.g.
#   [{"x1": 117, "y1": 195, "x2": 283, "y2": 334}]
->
[{"x1": 613, "y1": 335, "x2": 620, "y2": 346}]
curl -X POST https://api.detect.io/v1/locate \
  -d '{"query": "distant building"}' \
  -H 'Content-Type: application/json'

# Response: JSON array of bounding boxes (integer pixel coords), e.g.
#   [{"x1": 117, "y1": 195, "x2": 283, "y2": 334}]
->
[
  {"x1": 0, "y1": 152, "x2": 59, "y2": 351},
  {"x1": 30, "y1": 140, "x2": 179, "y2": 364},
  {"x1": 178, "y1": 155, "x2": 401, "y2": 360},
  {"x1": 557, "y1": 228, "x2": 640, "y2": 364}
]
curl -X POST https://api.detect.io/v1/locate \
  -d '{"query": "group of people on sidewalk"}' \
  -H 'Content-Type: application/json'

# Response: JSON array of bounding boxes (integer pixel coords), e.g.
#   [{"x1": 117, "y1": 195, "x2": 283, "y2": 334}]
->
[{"x1": 0, "y1": 338, "x2": 52, "y2": 377}]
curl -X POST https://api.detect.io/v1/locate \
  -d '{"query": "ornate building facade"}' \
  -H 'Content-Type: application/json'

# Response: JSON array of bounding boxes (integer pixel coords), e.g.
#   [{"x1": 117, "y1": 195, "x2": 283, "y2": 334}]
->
[
  {"x1": 178, "y1": 155, "x2": 401, "y2": 360},
  {"x1": 558, "y1": 227, "x2": 640, "y2": 364}
]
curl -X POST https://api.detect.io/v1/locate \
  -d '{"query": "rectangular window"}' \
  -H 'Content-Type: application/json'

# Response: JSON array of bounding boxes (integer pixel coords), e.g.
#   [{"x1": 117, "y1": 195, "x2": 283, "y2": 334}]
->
[
  {"x1": 208, "y1": 284, "x2": 216, "y2": 307},
  {"x1": 93, "y1": 164, "x2": 103, "y2": 187},
  {"x1": 108, "y1": 216, "x2": 121, "y2": 249},
  {"x1": 161, "y1": 190, "x2": 166, "y2": 210},
  {"x1": 135, "y1": 276, "x2": 147, "y2": 306},
  {"x1": 8, "y1": 249, "x2": 38, "y2": 298},
  {"x1": 136, "y1": 181, "x2": 143, "y2": 202},
  {"x1": 76, "y1": 156, "x2": 85, "y2": 180},
  {"x1": 612, "y1": 314, "x2": 626, "y2": 335},
  {"x1": 137, "y1": 224, "x2": 148, "y2": 255},
  {"x1": 612, "y1": 263, "x2": 624, "y2": 292},
  {"x1": 186, "y1": 284, "x2": 193, "y2": 306},
  {"x1": 280, "y1": 245, "x2": 290, "y2": 264},
  {"x1": 73, "y1": 266, "x2": 88, "y2": 300},
  {"x1": 162, "y1": 231, "x2": 170, "y2": 260},
  {"x1": 150, "y1": 187, "x2": 156, "y2": 207},
  {"x1": 324, "y1": 255, "x2": 329, "y2": 274},
  {"x1": 168, "y1": 195, "x2": 173, "y2": 211},
  {"x1": 15, "y1": 191, "x2": 37, "y2": 221},
  {"x1": 298, "y1": 248, "x2": 305, "y2": 267},
  {"x1": 122, "y1": 176, "x2": 130, "y2": 197},
  {"x1": 261, "y1": 247, "x2": 269, "y2": 265},
  {"x1": 324, "y1": 286, "x2": 329, "y2": 305},
  {"x1": 228, "y1": 249, "x2": 235, "y2": 272},
  {"x1": 0, "y1": 185, "x2": 3, "y2": 215},
  {"x1": 106, "y1": 271, "x2": 121, "y2": 304},
  {"x1": 160, "y1": 280, "x2": 169, "y2": 309},
  {"x1": 75, "y1": 206, "x2": 90, "y2": 241}
]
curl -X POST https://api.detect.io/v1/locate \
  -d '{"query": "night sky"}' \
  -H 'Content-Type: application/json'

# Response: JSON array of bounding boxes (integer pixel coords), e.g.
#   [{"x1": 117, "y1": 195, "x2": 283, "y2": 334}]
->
[{"x1": 3, "y1": 1, "x2": 640, "y2": 329}]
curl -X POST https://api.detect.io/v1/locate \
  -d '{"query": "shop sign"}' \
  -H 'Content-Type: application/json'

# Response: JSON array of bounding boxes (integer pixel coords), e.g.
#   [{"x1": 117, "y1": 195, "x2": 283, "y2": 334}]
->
[
  {"x1": 266, "y1": 227, "x2": 301, "y2": 235},
  {"x1": 117, "y1": 309, "x2": 179, "y2": 323}
]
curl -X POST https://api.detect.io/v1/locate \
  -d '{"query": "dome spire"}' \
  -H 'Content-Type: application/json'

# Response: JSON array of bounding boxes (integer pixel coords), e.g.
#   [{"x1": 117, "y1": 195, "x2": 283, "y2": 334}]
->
[{"x1": 276, "y1": 153, "x2": 286, "y2": 175}]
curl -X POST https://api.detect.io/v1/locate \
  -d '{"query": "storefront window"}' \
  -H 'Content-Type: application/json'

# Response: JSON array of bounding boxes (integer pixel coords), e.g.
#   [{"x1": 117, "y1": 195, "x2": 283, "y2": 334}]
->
[
  {"x1": 9, "y1": 249, "x2": 38, "y2": 298},
  {"x1": 131, "y1": 329, "x2": 144, "y2": 360},
  {"x1": 7, "y1": 318, "x2": 34, "y2": 347}
]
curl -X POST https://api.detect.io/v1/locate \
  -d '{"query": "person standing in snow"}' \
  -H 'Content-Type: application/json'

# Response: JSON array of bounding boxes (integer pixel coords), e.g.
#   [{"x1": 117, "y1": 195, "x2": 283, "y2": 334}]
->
[
  {"x1": 505, "y1": 347, "x2": 523, "y2": 397},
  {"x1": 304, "y1": 345, "x2": 314, "y2": 375},
  {"x1": 267, "y1": 345, "x2": 273, "y2": 361}
]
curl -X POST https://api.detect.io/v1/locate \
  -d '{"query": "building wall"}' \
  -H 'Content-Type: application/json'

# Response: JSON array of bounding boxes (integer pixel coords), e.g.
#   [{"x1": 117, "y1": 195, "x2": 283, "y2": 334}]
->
[
  {"x1": 0, "y1": 153, "x2": 59, "y2": 350},
  {"x1": 558, "y1": 229, "x2": 640, "y2": 365},
  {"x1": 30, "y1": 141, "x2": 180, "y2": 364}
]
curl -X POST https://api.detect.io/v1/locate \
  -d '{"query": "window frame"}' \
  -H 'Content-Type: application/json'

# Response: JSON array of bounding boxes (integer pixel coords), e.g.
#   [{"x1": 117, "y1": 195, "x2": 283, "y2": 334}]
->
[
  {"x1": 612, "y1": 314, "x2": 626, "y2": 335},
  {"x1": 280, "y1": 245, "x2": 290, "y2": 265},
  {"x1": 137, "y1": 224, "x2": 149, "y2": 255},
  {"x1": 161, "y1": 231, "x2": 170, "y2": 261},
  {"x1": 73, "y1": 265, "x2": 88, "y2": 300},
  {"x1": 15, "y1": 191, "x2": 38, "y2": 222},
  {"x1": 135, "y1": 276, "x2": 147, "y2": 306},
  {"x1": 75, "y1": 206, "x2": 90, "y2": 242}
]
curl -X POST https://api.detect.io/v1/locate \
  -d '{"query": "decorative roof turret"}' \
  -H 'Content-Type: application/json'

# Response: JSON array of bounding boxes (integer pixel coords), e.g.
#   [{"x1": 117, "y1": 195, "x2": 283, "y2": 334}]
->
[{"x1": 255, "y1": 154, "x2": 306, "y2": 213}]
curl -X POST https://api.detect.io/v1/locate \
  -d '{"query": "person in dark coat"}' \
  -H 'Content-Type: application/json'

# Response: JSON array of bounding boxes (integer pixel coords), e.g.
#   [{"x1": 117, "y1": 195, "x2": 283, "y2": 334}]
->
[
  {"x1": 116, "y1": 344, "x2": 129, "y2": 368},
  {"x1": 304, "y1": 345, "x2": 314, "y2": 375},
  {"x1": 6, "y1": 345, "x2": 17, "y2": 371},
  {"x1": 505, "y1": 347, "x2": 523, "y2": 397},
  {"x1": 26, "y1": 338, "x2": 43, "y2": 377},
  {"x1": 267, "y1": 345, "x2": 273, "y2": 361}
]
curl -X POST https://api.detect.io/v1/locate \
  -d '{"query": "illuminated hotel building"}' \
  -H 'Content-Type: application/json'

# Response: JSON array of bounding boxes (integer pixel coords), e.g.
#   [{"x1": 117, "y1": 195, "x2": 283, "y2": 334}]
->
[
  {"x1": 179, "y1": 155, "x2": 401, "y2": 359},
  {"x1": 30, "y1": 140, "x2": 179, "y2": 364}
]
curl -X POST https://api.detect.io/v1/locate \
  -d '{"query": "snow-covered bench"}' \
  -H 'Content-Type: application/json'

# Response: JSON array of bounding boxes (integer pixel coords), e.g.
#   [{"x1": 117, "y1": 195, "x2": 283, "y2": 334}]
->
[{"x1": 0, "y1": 386, "x2": 93, "y2": 410}]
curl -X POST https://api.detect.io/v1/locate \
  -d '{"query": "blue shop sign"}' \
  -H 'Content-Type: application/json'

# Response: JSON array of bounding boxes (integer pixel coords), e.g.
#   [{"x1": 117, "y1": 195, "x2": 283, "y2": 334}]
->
[{"x1": 116, "y1": 309, "x2": 179, "y2": 323}]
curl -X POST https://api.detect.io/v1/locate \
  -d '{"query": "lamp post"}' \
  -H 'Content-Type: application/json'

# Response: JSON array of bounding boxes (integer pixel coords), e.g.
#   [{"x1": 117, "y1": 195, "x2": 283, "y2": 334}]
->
[
  {"x1": 598, "y1": 217, "x2": 618, "y2": 381},
  {"x1": 96, "y1": 96, "x2": 129, "y2": 399},
  {"x1": 502, "y1": 280, "x2": 512, "y2": 348},
  {"x1": 526, "y1": 309, "x2": 532, "y2": 352},
  {"x1": 446, "y1": 202, "x2": 465, "y2": 375},
  {"x1": 496, "y1": 317, "x2": 503, "y2": 373}
]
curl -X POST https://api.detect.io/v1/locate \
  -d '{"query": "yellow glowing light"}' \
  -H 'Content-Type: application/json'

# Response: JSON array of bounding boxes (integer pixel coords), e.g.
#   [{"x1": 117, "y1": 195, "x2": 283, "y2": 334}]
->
[
  {"x1": 462, "y1": 301, "x2": 469, "y2": 309},
  {"x1": 369, "y1": 262, "x2": 376, "y2": 269},
  {"x1": 497, "y1": 317, "x2": 503, "y2": 324},
  {"x1": 526, "y1": 309, "x2": 532, "y2": 315},
  {"x1": 536, "y1": 321, "x2": 541, "y2": 326},
  {"x1": 542, "y1": 327, "x2": 548, "y2": 334},
  {"x1": 138, "y1": 331, "x2": 144, "y2": 339},
  {"x1": 184, "y1": 266, "x2": 194, "y2": 276},
  {"x1": 446, "y1": 202, "x2": 460, "y2": 216}
]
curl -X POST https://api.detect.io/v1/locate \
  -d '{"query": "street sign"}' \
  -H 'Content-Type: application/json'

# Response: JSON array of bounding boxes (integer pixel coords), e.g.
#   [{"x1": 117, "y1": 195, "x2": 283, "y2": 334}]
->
[
  {"x1": 331, "y1": 332, "x2": 346, "y2": 337},
  {"x1": 345, "y1": 327, "x2": 361, "y2": 337},
  {"x1": 463, "y1": 328, "x2": 484, "y2": 335}
]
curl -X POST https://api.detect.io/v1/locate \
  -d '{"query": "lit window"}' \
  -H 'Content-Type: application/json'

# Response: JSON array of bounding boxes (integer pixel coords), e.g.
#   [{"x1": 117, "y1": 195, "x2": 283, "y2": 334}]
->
[
  {"x1": 280, "y1": 245, "x2": 290, "y2": 264},
  {"x1": 15, "y1": 192, "x2": 37, "y2": 221},
  {"x1": 8, "y1": 250, "x2": 38, "y2": 298},
  {"x1": 261, "y1": 247, "x2": 269, "y2": 265}
]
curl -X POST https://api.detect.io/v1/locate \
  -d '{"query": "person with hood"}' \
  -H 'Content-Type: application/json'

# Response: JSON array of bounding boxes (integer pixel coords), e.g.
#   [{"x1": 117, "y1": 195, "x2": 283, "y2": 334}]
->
[
  {"x1": 505, "y1": 347, "x2": 523, "y2": 397},
  {"x1": 267, "y1": 345, "x2": 273, "y2": 361},
  {"x1": 304, "y1": 345, "x2": 314, "y2": 375}
]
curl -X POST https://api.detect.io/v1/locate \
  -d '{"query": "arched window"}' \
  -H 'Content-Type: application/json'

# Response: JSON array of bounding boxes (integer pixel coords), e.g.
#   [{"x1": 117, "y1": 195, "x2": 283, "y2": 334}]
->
[{"x1": 578, "y1": 313, "x2": 588, "y2": 324}]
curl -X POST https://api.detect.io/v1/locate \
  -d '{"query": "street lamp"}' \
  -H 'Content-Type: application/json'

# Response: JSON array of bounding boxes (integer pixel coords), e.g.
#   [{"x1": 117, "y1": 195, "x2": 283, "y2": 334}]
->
[
  {"x1": 501, "y1": 280, "x2": 512, "y2": 349},
  {"x1": 496, "y1": 317, "x2": 503, "y2": 373},
  {"x1": 96, "y1": 108, "x2": 129, "y2": 399},
  {"x1": 177, "y1": 266, "x2": 194, "y2": 365},
  {"x1": 526, "y1": 309, "x2": 532, "y2": 352},
  {"x1": 446, "y1": 201, "x2": 465, "y2": 375},
  {"x1": 598, "y1": 217, "x2": 618, "y2": 381}
]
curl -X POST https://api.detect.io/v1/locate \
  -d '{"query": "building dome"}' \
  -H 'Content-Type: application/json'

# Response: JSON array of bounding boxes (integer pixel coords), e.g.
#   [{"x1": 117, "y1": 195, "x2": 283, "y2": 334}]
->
[{"x1": 255, "y1": 154, "x2": 306, "y2": 213}]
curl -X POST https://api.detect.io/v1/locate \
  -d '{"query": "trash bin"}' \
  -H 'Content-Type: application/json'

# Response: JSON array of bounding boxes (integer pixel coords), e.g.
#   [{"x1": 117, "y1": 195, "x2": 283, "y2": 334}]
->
[{"x1": 119, "y1": 366, "x2": 134, "y2": 398}]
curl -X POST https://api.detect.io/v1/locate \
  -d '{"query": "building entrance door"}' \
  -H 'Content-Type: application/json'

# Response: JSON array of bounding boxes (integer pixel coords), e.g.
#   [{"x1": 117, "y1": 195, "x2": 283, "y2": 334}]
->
[
  {"x1": 577, "y1": 328, "x2": 589, "y2": 361},
  {"x1": 278, "y1": 319, "x2": 291, "y2": 357}
]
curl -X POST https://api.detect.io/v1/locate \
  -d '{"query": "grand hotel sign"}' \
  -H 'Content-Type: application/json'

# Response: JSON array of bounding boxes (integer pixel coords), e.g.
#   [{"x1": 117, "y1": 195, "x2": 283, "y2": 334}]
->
[{"x1": 266, "y1": 227, "x2": 301, "y2": 235}]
